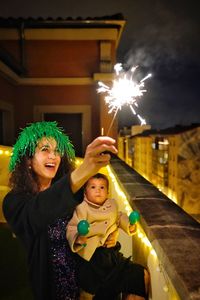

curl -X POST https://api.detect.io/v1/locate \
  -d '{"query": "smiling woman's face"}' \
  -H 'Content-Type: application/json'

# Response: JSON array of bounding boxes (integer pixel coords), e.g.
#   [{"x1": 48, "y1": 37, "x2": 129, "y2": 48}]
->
[{"x1": 31, "y1": 137, "x2": 61, "y2": 190}]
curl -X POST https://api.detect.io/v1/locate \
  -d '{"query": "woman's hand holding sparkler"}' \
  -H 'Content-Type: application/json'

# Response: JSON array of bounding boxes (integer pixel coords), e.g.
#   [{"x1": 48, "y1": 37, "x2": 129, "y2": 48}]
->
[{"x1": 71, "y1": 136, "x2": 118, "y2": 193}]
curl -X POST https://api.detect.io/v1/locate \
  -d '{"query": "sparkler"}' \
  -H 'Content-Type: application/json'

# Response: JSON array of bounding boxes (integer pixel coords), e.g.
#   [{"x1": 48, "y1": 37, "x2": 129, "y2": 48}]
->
[{"x1": 97, "y1": 63, "x2": 152, "y2": 135}]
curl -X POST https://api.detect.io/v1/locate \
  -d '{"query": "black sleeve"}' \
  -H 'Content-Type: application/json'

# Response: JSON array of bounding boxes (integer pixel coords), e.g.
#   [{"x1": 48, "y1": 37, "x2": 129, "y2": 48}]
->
[{"x1": 3, "y1": 175, "x2": 83, "y2": 237}]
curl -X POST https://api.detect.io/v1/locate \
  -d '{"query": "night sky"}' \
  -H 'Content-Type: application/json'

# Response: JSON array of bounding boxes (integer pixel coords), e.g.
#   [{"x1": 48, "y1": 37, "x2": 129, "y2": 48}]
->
[{"x1": 1, "y1": 0, "x2": 200, "y2": 129}]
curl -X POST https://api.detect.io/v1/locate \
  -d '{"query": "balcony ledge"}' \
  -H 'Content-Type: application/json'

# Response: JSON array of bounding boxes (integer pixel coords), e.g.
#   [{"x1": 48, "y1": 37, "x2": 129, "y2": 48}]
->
[{"x1": 110, "y1": 156, "x2": 200, "y2": 300}]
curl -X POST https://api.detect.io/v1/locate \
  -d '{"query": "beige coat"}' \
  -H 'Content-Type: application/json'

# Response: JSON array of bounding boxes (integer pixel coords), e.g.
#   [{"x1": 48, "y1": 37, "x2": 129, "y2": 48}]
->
[{"x1": 66, "y1": 197, "x2": 136, "y2": 261}]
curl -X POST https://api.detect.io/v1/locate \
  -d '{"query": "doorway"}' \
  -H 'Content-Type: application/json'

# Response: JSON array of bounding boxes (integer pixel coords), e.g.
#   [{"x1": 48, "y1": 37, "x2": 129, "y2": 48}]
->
[
  {"x1": 34, "y1": 105, "x2": 91, "y2": 156},
  {"x1": 0, "y1": 101, "x2": 14, "y2": 146},
  {"x1": 44, "y1": 113, "x2": 82, "y2": 157},
  {"x1": 0, "y1": 110, "x2": 3, "y2": 144}
]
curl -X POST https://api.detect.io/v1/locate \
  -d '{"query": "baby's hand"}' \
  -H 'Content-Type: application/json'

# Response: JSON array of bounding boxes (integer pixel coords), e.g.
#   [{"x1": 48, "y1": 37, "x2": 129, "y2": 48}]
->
[
  {"x1": 129, "y1": 224, "x2": 137, "y2": 234},
  {"x1": 75, "y1": 235, "x2": 87, "y2": 247}
]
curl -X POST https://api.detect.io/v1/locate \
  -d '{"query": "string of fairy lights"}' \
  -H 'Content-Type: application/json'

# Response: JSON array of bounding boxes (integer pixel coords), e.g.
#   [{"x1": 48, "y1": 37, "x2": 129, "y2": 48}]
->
[
  {"x1": 106, "y1": 165, "x2": 157, "y2": 258},
  {"x1": 0, "y1": 148, "x2": 12, "y2": 156}
]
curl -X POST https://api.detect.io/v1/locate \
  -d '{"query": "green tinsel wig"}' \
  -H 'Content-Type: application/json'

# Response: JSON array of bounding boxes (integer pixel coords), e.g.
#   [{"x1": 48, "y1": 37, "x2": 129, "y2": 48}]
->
[{"x1": 9, "y1": 121, "x2": 75, "y2": 172}]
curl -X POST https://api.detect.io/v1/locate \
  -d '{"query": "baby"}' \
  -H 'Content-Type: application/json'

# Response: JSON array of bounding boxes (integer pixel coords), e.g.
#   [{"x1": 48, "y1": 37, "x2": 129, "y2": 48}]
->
[{"x1": 66, "y1": 173, "x2": 147, "y2": 299}]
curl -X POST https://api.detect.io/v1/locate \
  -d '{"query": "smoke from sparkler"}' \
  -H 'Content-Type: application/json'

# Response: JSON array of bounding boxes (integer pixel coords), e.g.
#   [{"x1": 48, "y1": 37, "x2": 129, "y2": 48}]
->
[{"x1": 97, "y1": 63, "x2": 152, "y2": 134}]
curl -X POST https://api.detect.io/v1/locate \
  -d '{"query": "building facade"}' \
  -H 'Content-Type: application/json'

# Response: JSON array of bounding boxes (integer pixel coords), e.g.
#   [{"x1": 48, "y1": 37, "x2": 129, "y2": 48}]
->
[
  {"x1": 118, "y1": 124, "x2": 200, "y2": 220},
  {"x1": 0, "y1": 15, "x2": 125, "y2": 154}
]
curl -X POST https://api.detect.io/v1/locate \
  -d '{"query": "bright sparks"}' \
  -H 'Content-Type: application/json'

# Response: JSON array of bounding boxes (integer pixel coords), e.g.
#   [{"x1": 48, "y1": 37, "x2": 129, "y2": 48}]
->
[{"x1": 97, "y1": 63, "x2": 152, "y2": 131}]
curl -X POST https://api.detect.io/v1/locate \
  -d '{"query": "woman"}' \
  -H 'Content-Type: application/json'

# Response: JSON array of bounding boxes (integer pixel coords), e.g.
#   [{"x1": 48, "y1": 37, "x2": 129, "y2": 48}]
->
[{"x1": 3, "y1": 121, "x2": 118, "y2": 300}]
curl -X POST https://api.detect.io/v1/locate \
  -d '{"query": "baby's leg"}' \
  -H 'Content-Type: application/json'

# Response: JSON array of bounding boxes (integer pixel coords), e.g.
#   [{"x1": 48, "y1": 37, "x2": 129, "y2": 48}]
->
[
  {"x1": 122, "y1": 268, "x2": 150, "y2": 300},
  {"x1": 80, "y1": 290, "x2": 94, "y2": 300}
]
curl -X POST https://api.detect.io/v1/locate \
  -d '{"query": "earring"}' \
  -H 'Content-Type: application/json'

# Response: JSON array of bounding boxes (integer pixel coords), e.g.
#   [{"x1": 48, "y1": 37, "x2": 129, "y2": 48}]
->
[{"x1": 29, "y1": 166, "x2": 32, "y2": 170}]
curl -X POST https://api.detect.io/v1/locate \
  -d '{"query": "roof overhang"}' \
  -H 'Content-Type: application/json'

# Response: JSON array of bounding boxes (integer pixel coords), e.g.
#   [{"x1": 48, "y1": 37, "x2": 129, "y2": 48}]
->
[
  {"x1": 0, "y1": 17, "x2": 125, "y2": 84},
  {"x1": 0, "y1": 18, "x2": 125, "y2": 47}
]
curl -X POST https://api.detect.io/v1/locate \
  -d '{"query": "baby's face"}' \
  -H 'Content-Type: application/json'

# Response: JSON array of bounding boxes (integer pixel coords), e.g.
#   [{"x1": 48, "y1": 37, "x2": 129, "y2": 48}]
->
[{"x1": 85, "y1": 178, "x2": 108, "y2": 205}]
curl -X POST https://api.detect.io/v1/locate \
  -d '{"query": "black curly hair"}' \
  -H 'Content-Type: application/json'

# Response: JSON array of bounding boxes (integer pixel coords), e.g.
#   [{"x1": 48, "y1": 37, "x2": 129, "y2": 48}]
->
[{"x1": 9, "y1": 148, "x2": 75, "y2": 195}]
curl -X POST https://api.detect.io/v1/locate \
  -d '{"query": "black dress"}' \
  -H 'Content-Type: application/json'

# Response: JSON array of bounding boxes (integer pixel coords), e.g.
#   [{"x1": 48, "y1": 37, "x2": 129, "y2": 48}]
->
[{"x1": 3, "y1": 175, "x2": 82, "y2": 300}]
